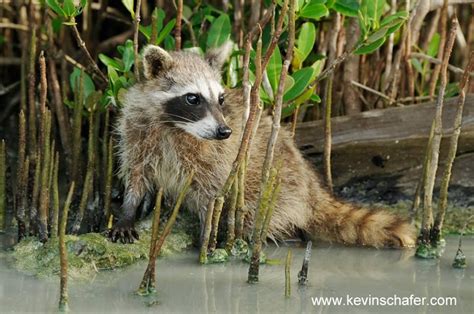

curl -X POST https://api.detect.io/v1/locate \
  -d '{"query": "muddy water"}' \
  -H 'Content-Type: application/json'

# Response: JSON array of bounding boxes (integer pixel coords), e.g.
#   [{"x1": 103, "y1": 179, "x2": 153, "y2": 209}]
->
[{"x1": 1, "y1": 236, "x2": 473, "y2": 313}]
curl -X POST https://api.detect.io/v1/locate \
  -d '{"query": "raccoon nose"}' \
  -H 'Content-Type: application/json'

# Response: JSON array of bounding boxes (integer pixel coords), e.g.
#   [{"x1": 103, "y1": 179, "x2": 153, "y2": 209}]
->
[{"x1": 216, "y1": 125, "x2": 232, "y2": 140}]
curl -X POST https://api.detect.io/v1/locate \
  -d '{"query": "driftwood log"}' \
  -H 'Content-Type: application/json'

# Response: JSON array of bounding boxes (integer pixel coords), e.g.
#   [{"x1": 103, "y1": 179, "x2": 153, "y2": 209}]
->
[{"x1": 295, "y1": 95, "x2": 474, "y2": 192}]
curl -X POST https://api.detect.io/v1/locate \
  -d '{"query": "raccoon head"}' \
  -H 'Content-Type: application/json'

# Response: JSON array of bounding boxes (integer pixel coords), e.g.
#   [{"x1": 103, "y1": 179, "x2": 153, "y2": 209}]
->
[{"x1": 141, "y1": 41, "x2": 233, "y2": 140}]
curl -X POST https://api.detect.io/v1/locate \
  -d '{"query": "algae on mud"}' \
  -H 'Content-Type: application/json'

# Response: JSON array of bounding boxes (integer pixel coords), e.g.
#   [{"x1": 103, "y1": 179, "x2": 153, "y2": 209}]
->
[{"x1": 9, "y1": 215, "x2": 196, "y2": 279}]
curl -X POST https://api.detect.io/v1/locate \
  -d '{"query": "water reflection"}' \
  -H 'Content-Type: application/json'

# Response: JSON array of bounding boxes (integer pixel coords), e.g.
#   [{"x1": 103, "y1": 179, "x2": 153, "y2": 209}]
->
[{"x1": 0, "y1": 237, "x2": 473, "y2": 313}]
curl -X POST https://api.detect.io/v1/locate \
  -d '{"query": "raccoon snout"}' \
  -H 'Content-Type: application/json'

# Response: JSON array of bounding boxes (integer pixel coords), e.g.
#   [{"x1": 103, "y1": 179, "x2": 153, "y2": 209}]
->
[{"x1": 215, "y1": 125, "x2": 232, "y2": 140}]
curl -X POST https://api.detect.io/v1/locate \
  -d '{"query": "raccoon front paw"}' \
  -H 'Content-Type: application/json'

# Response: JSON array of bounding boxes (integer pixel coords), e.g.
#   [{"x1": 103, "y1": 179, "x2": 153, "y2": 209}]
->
[{"x1": 108, "y1": 219, "x2": 140, "y2": 244}]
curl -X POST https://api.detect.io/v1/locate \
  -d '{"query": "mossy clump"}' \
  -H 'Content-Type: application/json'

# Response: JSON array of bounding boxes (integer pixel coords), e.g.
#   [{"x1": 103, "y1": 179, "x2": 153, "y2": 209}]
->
[
  {"x1": 207, "y1": 248, "x2": 229, "y2": 264},
  {"x1": 452, "y1": 248, "x2": 466, "y2": 269},
  {"x1": 10, "y1": 215, "x2": 195, "y2": 280},
  {"x1": 415, "y1": 243, "x2": 444, "y2": 259}
]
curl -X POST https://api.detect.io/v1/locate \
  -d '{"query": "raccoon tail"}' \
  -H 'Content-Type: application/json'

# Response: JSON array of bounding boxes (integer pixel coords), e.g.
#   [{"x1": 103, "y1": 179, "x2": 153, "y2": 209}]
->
[{"x1": 309, "y1": 196, "x2": 416, "y2": 248}]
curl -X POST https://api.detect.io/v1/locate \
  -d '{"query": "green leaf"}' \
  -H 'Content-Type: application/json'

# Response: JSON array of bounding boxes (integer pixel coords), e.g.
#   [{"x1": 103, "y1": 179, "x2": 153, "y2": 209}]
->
[
  {"x1": 333, "y1": 0, "x2": 360, "y2": 17},
  {"x1": 122, "y1": 40, "x2": 135, "y2": 72},
  {"x1": 207, "y1": 14, "x2": 231, "y2": 48},
  {"x1": 366, "y1": 27, "x2": 388, "y2": 44},
  {"x1": 380, "y1": 11, "x2": 408, "y2": 27},
  {"x1": 360, "y1": 0, "x2": 385, "y2": 30},
  {"x1": 139, "y1": 25, "x2": 151, "y2": 41},
  {"x1": 300, "y1": 0, "x2": 329, "y2": 20},
  {"x1": 267, "y1": 46, "x2": 282, "y2": 93},
  {"x1": 411, "y1": 59, "x2": 423, "y2": 74},
  {"x1": 284, "y1": 76, "x2": 295, "y2": 93},
  {"x1": 157, "y1": 19, "x2": 176, "y2": 45},
  {"x1": 355, "y1": 37, "x2": 386, "y2": 54},
  {"x1": 283, "y1": 67, "x2": 315, "y2": 102},
  {"x1": 427, "y1": 33, "x2": 440, "y2": 57},
  {"x1": 297, "y1": 22, "x2": 316, "y2": 63},
  {"x1": 46, "y1": 0, "x2": 65, "y2": 17},
  {"x1": 99, "y1": 54, "x2": 123, "y2": 71},
  {"x1": 70, "y1": 67, "x2": 95, "y2": 100},
  {"x1": 63, "y1": 0, "x2": 76, "y2": 17},
  {"x1": 122, "y1": 0, "x2": 135, "y2": 18}
]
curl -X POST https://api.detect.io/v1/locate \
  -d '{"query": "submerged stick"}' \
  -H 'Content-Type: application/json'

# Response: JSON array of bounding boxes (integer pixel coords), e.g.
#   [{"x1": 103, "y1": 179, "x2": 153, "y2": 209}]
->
[
  {"x1": 432, "y1": 51, "x2": 474, "y2": 241},
  {"x1": 452, "y1": 215, "x2": 473, "y2": 269},
  {"x1": 285, "y1": 249, "x2": 292, "y2": 298},
  {"x1": 0, "y1": 140, "x2": 5, "y2": 232},
  {"x1": 298, "y1": 241, "x2": 312, "y2": 286},
  {"x1": 419, "y1": 17, "x2": 457, "y2": 245},
  {"x1": 137, "y1": 188, "x2": 163, "y2": 295},
  {"x1": 59, "y1": 182, "x2": 75, "y2": 312}
]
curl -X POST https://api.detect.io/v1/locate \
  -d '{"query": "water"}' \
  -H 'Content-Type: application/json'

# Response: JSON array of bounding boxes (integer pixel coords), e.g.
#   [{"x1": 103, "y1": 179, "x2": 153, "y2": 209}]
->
[{"x1": 1, "y1": 235, "x2": 473, "y2": 313}]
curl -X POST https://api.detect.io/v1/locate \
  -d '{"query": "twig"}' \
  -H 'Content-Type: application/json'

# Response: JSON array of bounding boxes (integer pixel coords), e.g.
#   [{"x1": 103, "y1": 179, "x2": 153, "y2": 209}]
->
[
  {"x1": 69, "y1": 17, "x2": 108, "y2": 87},
  {"x1": 419, "y1": 16, "x2": 457, "y2": 244},
  {"x1": 59, "y1": 182, "x2": 75, "y2": 312},
  {"x1": 133, "y1": 0, "x2": 142, "y2": 80},
  {"x1": 137, "y1": 188, "x2": 163, "y2": 296},
  {"x1": 200, "y1": 196, "x2": 216, "y2": 264},
  {"x1": 209, "y1": 196, "x2": 225, "y2": 252},
  {"x1": 298, "y1": 241, "x2": 312, "y2": 286},
  {"x1": 27, "y1": 0, "x2": 37, "y2": 159},
  {"x1": 175, "y1": 0, "x2": 183, "y2": 50},
  {"x1": 410, "y1": 53, "x2": 474, "y2": 77},
  {"x1": 322, "y1": 14, "x2": 341, "y2": 193},
  {"x1": 71, "y1": 103, "x2": 96, "y2": 233},
  {"x1": 350, "y1": 80, "x2": 399, "y2": 104},
  {"x1": 15, "y1": 111, "x2": 27, "y2": 239},
  {"x1": 51, "y1": 153, "x2": 60, "y2": 238},
  {"x1": 0, "y1": 140, "x2": 5, "y2": 232},
  {"x1": 432, "y1": 51, "x2": 474, "y2": 240},
  {"x1": 38, "y1": 52, "x2": 50, "y2": 243},
  {"x1": 104, "y1": 137, "x2": 113, "y2": 226},
  {"x1": 153, "y1": 171, "x2": 194, "y2": 256},
  {"x1": 428, "y1": 0, "x2": 449, "y2": 100},
  {"x1": 225, "y1": 175, "x2": 239, "y2": 250},
  {"x1": 260, "y1": 0, "x2": 293, "y2": 187},
  {"x1": 285, "y1": 249, "x2": 292, "y2": 298}
]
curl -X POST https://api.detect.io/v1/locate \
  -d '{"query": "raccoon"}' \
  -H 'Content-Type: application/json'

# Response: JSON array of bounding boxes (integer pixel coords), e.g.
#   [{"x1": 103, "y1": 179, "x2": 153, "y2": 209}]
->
[{"x1": 109, "y1": 42, "x2": 416, "y2": 248}]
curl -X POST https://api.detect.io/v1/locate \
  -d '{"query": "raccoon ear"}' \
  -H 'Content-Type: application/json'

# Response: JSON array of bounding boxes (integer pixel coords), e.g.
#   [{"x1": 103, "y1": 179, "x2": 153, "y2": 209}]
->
[
  {"x1": 205, "y1": 40, "x2": 233, "y2": 71},
  {"x1": 142, "y1": 45, "x2": 174, "y2": 79}
]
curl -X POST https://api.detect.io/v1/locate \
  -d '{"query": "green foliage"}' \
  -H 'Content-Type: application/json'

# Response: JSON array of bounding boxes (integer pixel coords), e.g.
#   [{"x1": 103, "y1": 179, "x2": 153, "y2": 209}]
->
[
  {"x1": 299, "y1": 0, "x2": 329, "y2": 20},
  {"x1": 330, "y1": 0, "x2": 360, "y2": 17},
  {"x1": 69, "y1": 67, "x2": 95, "y2": 100},
  {"x1": 356, "y1": 9, "x2": 407, "y2": 54},
  {"x1": 46, "y1": 0, "x2": 87, "y2": 20},
  {"x1": 207, "y1": 14, "x2": 231, "y2": 48},
  {"x1": 122, "y1": 0, "x2": 135, "y2": 18}
]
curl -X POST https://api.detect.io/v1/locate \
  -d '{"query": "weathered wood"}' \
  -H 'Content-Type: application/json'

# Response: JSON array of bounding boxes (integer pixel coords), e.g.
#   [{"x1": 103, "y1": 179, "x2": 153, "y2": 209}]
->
[{"x1": 295, "y1": 95, "x2": 474, "y2": 188}]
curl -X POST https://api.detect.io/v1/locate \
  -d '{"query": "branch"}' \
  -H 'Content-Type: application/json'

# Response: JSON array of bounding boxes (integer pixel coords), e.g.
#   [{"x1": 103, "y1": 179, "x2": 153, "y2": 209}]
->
[
  {"x1": 69, "y1": 17, "x2": 108, "y2": 87},
  {"x1": 410, "y1": 52, "x2": 474, "y2": 76}
]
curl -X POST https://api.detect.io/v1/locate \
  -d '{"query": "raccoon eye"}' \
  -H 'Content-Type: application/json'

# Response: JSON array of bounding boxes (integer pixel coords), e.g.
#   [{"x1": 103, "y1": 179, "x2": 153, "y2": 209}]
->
[
  {"x1": 218, "y1": 94, "x2": 225, "y2": 106},
  {"x1": 185, "y1": 93, "x2": 200, "y2": 106}
]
